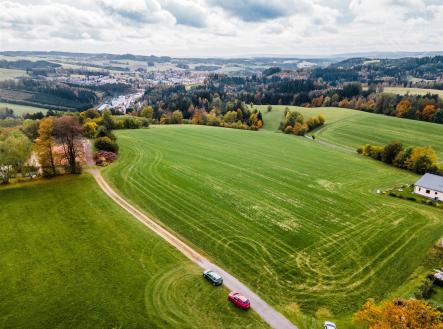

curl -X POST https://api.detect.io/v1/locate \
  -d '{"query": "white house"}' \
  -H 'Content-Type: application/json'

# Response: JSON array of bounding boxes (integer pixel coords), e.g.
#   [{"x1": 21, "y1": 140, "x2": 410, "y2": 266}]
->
[{"x1": 414, "y1": 173, "x2": 443, "y2": 201}]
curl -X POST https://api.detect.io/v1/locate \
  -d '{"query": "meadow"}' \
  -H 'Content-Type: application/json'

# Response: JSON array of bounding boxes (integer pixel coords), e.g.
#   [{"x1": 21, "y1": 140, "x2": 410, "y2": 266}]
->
[
  {"x1": 0, "y1": 175, "x2": 268, "y2": 329},
  {"x1": 103, "y1": 125, "x2": 443, "y2": 327},
  {"x1": 0, "y1": 68, "x2": 28, "y2": 81},
  {"x1": 0, "y1": 101, "x2": 48, "y2": 115},
  {"x1": 258, "y1": 105, "x2": 443, "y2": 159},
  {"x1": 383, "y1": 86, "x2": 443, "y2": 97}
]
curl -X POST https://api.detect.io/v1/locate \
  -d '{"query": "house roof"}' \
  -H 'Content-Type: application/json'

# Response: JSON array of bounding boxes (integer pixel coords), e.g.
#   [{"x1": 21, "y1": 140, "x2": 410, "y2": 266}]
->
[{"x1": 415, "y1": 173, "x2": 443, "y2": 193}]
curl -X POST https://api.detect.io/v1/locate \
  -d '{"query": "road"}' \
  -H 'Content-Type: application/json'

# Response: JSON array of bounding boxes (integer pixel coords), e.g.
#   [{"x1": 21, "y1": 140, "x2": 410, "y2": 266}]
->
[{"x1": 89, "y1": 169, "x2": 298, "y2": 329}]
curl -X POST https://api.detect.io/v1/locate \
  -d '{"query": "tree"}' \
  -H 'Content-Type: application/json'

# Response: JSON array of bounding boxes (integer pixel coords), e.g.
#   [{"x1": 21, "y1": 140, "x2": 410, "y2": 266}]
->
[
  {"x1": 35, "y1": 117, "x2": 56, "y2": 177},
  {"x1": 382, "y1": 141, "x2": 403, "y2": 164},
  {"x1": 0, "y1": 129, "x2": 32, "y2": 183},
  {"x1": 139, "y1": 105, "x2": 154, "y2": 119},
  {"x1": 171, "y1": 110, "x2": 183, "y2": 124},
  {"x1": 53, "y1": 116, "x2": 83, "y2": 174},
  {"x1": 21, "y1": 120, "x2": 40, "y2": 141},
  {"x1": 405, "y1": 146, "x2": 438, "y2": 174},
  {"x1": 94, "y1": 136, "x2": 118, "y2": 153},
  {"x1": 353, "y1": 298, "x2": 443, "y2": 329},
  {"x1": 433, "y1": 109, "x2": 443, "y2": 124},
  {"x1": 82, "y1": 120, "x2": 97, "y2": 139},
  {"x1": 396, "y1": 100, "x2": 411, "y2": 118},
  {"x1": 422, "y1": 104, "x2": 437, "y2": 121}
]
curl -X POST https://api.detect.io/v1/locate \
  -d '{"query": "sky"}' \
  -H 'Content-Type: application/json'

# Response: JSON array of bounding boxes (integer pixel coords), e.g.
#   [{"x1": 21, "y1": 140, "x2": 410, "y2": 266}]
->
[{"x1": 1, "y1": 0, "x2": 442, "y2": 57}]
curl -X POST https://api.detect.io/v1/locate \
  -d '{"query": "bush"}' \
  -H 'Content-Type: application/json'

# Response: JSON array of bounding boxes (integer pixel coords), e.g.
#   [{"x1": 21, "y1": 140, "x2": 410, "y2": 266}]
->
[
  {"x1": 94, "y1": 136, "x2": 119, "y2": 153},
  {"x1": 94, "y1": 150, "x2": 118, "y2": 166}
]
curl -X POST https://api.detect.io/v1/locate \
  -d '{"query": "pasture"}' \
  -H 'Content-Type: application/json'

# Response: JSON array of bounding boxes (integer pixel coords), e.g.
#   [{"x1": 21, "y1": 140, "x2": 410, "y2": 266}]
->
[
  {"x1": 258, "y1": 105, "x2": 443, "y2": 159},
  {"x1": 383, "y1": 87, "x2": 443, "y2": 97},
  {"x1": 0, "y1": 175, "x2": 267, "y2": 329},
  {"x1": 103, "y1": 125, "x2": 443, "y2": 327},
  {"x1": 0, "y1": 102, "x2": 48, "y2": 115},
  {"x1": 0, "y1": 68, "x2": 28, "y2": 81}
]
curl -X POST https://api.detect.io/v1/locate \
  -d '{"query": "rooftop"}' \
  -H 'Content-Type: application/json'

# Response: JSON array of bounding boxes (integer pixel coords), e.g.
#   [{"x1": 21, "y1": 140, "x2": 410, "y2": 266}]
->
[{"x1": 415, "y1": 173, "x2": 443, "y2": 193}]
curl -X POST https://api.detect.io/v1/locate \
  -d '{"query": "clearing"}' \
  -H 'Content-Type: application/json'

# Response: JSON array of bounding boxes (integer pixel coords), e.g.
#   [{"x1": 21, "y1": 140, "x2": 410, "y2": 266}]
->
[
  {"x1": 103, "y1": 125, "x2": 443, "y2": 327},
  {"x1": 0, "y1": 101, "x2": 48, "y2": 115},
  {"x1": 0, "y1": 175, "x2": 268, "y2": 329}
]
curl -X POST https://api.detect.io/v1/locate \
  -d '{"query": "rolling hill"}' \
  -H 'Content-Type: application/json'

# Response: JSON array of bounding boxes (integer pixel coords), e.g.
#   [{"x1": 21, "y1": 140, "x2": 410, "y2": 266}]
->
[
  {"x1": 0, "y1": 175, "x2": 268, "y2": 329},
  {"x1": 103, "y1": 125, "x2": 443, "y2": 327}
]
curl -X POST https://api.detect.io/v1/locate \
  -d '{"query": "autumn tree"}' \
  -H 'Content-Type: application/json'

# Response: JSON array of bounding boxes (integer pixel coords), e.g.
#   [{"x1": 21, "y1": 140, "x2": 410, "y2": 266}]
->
[
  {"x1": 405, "y1": 146, "x2": 438, "y2": 174},
  {"x1": 54, "y1": 116, "x2": 83, "y2": 174},
  {"x1": 396, "y1": 100, "x2": 412, "y2": 118},
  {"x1": 35, "y1": 117, "x2": 57, "y2": 177},
  {"x1": 353, "y1": 298, "x2": 443, "y2": 329},
  {"x1": 170, "y1": 110, "x2": 183, "y2": 124},
  {"x1": 0, "y1": 128, "x2": 32, "y2": 183},
  {"x1": 422, "y1": 104, "x2": 437, "y2": 122}
]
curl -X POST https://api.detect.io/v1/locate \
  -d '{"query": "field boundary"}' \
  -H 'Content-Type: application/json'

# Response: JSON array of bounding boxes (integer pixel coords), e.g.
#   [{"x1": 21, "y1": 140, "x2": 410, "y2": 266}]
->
[{"x1": 89, "y1": 169, "x2": 298, "y2": 329}]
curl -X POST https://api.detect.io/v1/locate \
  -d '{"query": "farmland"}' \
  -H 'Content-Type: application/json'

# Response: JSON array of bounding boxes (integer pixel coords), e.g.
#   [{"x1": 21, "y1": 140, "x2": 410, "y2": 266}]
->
[
  {"x1": 0, "y1": 102, "x2": 48, "y2": 115},
  {"x1": 103, "y1": 125, "x2": 443, "y2": 327},
  {"x1": 0, "y1": 175, "x2": 268, "y2": 329},
  {"x1": 258, "y1": 105, "x2": 443, "y2": 159},
  {"x1": 0, "y1": 68, "x2": 28, "y2": 81},
  {"x1": 383, "y1": 86, "x2": 443, "y2": 97}
]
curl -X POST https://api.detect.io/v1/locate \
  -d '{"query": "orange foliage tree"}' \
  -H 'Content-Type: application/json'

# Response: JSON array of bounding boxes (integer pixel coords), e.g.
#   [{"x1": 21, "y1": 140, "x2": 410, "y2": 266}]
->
[
  {"x1": 395, "y1": 100, "x2": 412, "y2": 118},
  {"x1": 353, "y1": 299, "x2": 443, "y2": 329}
]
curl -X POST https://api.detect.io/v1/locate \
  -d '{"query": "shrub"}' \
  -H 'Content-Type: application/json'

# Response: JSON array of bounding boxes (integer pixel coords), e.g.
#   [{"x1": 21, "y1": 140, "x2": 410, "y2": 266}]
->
[
  {"x1": 94, "y1": 136, "x2": 119, "y2": 153},
  {"x1": 94, "y1": 150, "x2": 118, "y2": 166}
]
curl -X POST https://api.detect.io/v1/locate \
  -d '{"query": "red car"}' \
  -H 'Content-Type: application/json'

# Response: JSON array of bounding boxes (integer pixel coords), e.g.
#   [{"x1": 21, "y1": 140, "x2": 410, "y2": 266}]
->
[{"x1": 228, "y1": 291, "x2": 250, "y2": 309}]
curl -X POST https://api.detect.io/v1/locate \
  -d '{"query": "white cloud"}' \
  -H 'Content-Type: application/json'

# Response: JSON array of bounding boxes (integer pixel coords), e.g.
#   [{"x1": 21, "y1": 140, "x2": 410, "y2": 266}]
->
[{"x1": 0, "y1": 0, "x2": 441, "y2": 57}]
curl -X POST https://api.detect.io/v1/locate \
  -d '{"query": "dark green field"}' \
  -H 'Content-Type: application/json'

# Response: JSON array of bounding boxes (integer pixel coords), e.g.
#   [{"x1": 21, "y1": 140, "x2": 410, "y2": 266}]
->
[
  {"x1": 103, "y1": 125, "x2": 443, "y2": 327},
  {"x1": 0, "y1": 175, "x2": 268, "y2": 329}
]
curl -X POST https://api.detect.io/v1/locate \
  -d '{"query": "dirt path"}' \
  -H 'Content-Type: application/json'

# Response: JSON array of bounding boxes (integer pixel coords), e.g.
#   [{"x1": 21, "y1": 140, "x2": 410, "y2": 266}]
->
[{"x1": 89, "y1": 169, "x2": 298, "y2": 329}]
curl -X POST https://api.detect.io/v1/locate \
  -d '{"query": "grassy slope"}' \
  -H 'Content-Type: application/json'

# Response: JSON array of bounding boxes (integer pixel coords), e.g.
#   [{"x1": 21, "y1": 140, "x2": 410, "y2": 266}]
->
[
  {"x1": 0, "y1": 102, "x2": 48, "y2": 115},
  {"x1": 103, "y1": 125, "x2": 443, "y2": 327},
  {"x1": 258, "y1": 105, "x2": 443, "y2": 159},
  {"x1": 383, "y1": 87, "x2": 443, "y2": 97},
  {"x1": 0, "y1": 175, "x2": 268, "y2": 329},
  {"x1": 0, "y1": 68, "x2": 28, "y2": 81}
]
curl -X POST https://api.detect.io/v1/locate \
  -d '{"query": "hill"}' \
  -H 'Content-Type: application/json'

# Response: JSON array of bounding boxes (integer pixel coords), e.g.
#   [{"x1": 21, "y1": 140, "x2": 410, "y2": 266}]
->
[
  {"x1": 0, "y1": 175, "x2": 268, "y2": 329},
  {"x1": 258, "y1": 105, "x2": 443, "y2": 159},
  {"x1": 103, "y1": 125, "x2": 443, "y2": 327}
]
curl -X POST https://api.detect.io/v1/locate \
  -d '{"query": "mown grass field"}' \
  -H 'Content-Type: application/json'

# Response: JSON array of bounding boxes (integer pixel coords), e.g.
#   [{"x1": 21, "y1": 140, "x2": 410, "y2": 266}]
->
[
  {"x1": 0, "y1": 102, "x2": 48, "y2": 115},
  {"x1": 103, "y1": 125, "x2": 443, "y2": 327},
  {"x1": 258, "y1": 105, "x2": 443, "y2": 159},
  {"x1": 383, "y1": 86, "x2": 443, "y2": 97},
  {"x1": 0, "y1": 68, "x2": 28, "y2": 81},
  {"x1": 0, "y1": 175, "x2": 268, "y2": 329}
]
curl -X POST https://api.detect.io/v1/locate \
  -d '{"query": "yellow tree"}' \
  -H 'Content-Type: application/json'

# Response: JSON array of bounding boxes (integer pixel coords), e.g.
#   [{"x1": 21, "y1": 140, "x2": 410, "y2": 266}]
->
[
  {"x1": 395, "y1": 100, "x2": 411, "y2": 118},
  {"x1": 354, "y1": 299, "x2": 443, "y2": 329},
  {"x1": 35, "y1": 117, "x2": 56, "y2": 177}
]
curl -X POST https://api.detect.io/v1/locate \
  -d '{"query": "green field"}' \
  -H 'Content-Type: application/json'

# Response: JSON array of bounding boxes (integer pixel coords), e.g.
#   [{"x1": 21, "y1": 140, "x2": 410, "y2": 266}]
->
[
  {"x1": 0, "y1": 68, "x2": 28, "y2": 81},
  {"x1": 383, "y1": 87, "x2": 443, "y2": 97},
  {"x1": 258, "y1": 105, "x2": 443, "y2": 159},
  {"x1": 0, "y1": 102, "x2": 48, "y2": 116},
  {"x1": 0, "y1": 175, "x2": 268, "y2": 329},
  {"x1": 103, "y1": 125, "x2": 443, "y2": 327}
]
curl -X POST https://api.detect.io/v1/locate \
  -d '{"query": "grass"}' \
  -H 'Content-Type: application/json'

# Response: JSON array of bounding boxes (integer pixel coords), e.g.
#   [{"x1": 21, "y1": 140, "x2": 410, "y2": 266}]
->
[
  {"x1": 383, "y1": 87, "x2": 443, "y2": 97},
  {"x1": 257, "y1": 105, "x2": 443, "y2": 159},
  {"x1": 0, "y1": 102, "x2": 48, "y2": 115},
  {"x1": 0, "y1": 68, "x2": 28, "y2": 81},
  {"x1": 0, "y1": 175, "x2": 268, "y2": 329},
  {"x1": 103, "y1": 125, "x2": 443, "y2": 328}
]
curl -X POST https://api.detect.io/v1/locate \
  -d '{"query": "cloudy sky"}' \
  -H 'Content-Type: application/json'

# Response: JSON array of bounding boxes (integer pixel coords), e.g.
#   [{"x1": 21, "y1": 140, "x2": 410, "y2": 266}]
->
[{"x1": 1, "y1": 0, "x2": 442, "y2": 57}]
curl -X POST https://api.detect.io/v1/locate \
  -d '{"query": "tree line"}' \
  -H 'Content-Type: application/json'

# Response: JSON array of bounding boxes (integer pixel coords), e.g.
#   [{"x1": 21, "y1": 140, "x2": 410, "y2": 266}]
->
[{"x1": 357, "y1": 141, "x2": 442, "y2": 175}]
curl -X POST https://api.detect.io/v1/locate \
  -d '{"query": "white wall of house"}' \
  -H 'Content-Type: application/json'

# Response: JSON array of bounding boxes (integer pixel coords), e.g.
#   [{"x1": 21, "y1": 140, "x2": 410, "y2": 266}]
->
[{"x1": 414, "y1": 185, "x2": 443, "y2": 201}]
